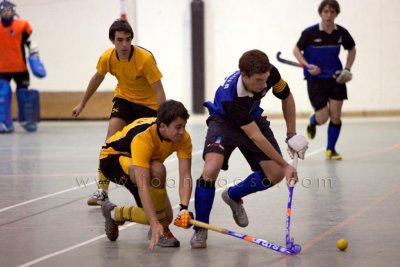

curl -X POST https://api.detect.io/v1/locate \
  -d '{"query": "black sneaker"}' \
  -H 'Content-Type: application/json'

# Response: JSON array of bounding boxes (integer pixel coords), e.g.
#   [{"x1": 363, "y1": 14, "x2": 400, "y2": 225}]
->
[{"x1": 307, "y1": 117, "x2": 316, "y2": 139}]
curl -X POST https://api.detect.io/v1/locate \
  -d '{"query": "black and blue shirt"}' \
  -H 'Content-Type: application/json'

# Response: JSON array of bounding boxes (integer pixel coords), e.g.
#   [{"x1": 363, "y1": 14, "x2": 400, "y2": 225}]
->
[
  {"x1": 203, "y1": 65, "x2": 290, "y2": 127},
  {"x1": 296, "y1": 23, "x2": 355, "y2": 79}
]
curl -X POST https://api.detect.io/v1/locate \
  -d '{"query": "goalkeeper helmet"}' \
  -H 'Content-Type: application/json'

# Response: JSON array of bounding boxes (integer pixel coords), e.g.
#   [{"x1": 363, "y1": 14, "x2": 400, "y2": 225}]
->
[{"x1": 0, "y1": 0, "x2": 16, "y2": 19}]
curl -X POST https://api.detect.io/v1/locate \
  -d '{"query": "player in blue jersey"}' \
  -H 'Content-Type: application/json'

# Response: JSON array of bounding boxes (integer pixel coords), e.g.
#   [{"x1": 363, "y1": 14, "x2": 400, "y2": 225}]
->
[
  {"x1": 293, "y1": 0, "x2": 356, "y2": 160},
  {"x1": 190, "y1": 49, "x2": 308, "y2": 248}
]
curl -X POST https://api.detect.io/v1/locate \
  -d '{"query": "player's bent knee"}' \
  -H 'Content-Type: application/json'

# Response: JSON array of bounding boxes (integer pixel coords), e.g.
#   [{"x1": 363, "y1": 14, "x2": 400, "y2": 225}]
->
[{"x1": 150, "y1": 160, "x2": 166, "y2": 188}]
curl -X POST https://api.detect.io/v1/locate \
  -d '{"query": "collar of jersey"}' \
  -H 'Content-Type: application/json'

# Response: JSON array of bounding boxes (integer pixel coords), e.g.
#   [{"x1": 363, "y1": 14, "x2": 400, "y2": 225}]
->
[
  {"x1": 156, "y1": 124, "x2": 171, "y2": 142},
  {"x1": 236, "y1": 75, "x2": 254, "y2": 97},
  {"x1": 115, "y1": 45, "x2": 134, "y2": 61},
  {"x1": 318, "y1": 22, "x2": 337, "y2": 31}
]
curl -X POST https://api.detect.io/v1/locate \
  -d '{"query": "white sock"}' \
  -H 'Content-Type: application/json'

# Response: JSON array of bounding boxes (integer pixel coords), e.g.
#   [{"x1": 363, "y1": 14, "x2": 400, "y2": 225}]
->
[{"x1": 110, "y1": 207, "x2": 116, "y2": 221}]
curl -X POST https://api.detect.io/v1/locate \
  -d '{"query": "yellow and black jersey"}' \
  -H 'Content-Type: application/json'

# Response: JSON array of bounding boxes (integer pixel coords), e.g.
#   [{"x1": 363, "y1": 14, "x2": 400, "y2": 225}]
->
[
  {"x1": 96, "y1": 45, "x2": 163, "y2": 110},
  {"x1": 0, "y1": 19, "x2": 32, "y2": 73},
  {"x1": 100, "y1": 117, "x2": 192, "y2": 168}
]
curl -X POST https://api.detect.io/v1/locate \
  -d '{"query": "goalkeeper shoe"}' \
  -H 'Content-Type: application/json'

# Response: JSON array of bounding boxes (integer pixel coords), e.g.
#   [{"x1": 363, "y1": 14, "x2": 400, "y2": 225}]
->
[
  {"x1": 326, "y1": 149, "x2": 343, "y2": 160},
  {"x1": 307, "y1": 119, "x2": 316, "y2": 140},
  {"x1": 87, "y1": 189, "x2": 108, "y2": 206},
  {"x1": 222, "y1": 189, "x2": 249, "y2": 227},
  {"x1": 101, "y1": 200, "x2": 119, "y2": 241},
  {"x1": 147, "y1": 222, "x2": 180, "y2": 247},
  {"x1": 190, "y1": 228, "x2": 208, "y2": 249}
]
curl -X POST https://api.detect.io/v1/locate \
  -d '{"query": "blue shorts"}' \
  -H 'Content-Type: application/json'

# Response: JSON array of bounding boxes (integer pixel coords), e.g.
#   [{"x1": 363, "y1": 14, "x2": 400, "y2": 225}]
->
[
  {"x1": 203, "y1": 115, "x2": 282, "y2": 171},
  {"x1": 307, "y1": 78, "x2": 347, "y2": 111}
]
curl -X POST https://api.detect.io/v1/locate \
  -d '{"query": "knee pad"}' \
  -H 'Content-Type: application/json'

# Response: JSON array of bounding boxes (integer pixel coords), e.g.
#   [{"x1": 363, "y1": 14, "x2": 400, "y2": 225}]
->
[
  {"x1": 16, "y1": 89, "x2": 40, "y2": 132},
  {"x1": 0, "y1": 79, "x2": 13, "y2": 133}
]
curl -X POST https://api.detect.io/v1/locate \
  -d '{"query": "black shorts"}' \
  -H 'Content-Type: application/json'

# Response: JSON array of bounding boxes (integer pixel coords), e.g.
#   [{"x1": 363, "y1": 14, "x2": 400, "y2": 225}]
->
[
  {"x1": 110, "y1": 97, "x2": 157, "y2": 124},
  {"x1": 203, "y1": 116, "x2": 281, "y2": 171},
  {"x1": 307, "y1": 78, "x2": 348, "y2": 111},
  {"x1": 99, "y1": 155, "x2": 142, "y2": 207},
  {"x1": 0, "y1": 71, "x2": 30, "y2": 89}
]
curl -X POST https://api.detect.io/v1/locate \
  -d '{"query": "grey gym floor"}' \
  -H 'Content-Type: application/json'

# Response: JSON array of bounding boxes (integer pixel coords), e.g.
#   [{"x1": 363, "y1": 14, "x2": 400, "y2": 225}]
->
[{"x1": 1, "y1": 116, "x2": 399, "y2": 267}]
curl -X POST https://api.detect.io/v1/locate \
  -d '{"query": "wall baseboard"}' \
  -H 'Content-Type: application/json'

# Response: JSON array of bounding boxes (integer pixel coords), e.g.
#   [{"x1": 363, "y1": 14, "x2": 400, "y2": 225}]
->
[
  {"x1": 9, "y1": 92, "x2": 400, "y2": 120},
  {"x1": 11, "y1": 92, "x2": 114, "y2": 119}
]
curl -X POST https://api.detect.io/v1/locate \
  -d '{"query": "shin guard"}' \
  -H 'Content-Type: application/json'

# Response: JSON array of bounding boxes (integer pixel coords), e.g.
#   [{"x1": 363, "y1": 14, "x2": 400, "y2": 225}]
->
[
  {"x1": 0, "y1": 80, "x2": 13, "y2": 133},
  {"x1": 17, "y1": 89, "x2": 40, "y2": 132}
]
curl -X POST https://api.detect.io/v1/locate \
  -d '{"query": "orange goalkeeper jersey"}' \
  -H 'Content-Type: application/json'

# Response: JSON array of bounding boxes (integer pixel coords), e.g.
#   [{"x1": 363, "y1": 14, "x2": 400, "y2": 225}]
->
[{"x1": 0, "y1": 19, "x2": 32, "y2": 73}]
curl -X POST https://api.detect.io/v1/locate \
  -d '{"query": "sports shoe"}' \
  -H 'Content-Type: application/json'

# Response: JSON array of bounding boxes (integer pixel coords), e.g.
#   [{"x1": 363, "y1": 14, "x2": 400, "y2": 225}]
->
[
  {"x1": 190, "y1": 228, "x2": 208, "y2": 248},
  {"x1": 101, "y1": 200, "x2": 119, "y2": 241},
  {"x1": 87, "y1": 189, "x2": 108, "y2": 206},
  {"x1": 307, "y1": 118, "x2": 316, "y2": 140},
  {"x1": 147, "y1": 221, "x2": 180, "y2": 247},
  {"x1": 221, "y1": 189, "x2": 249, "y2": 227},
  {"x1": 326, "y1": 149, "x2": 343, "y2": 160}
]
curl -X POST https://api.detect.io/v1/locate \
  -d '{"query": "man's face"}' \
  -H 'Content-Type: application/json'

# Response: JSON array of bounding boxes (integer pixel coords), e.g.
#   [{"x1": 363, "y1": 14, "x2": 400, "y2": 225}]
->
[
  {"x1": 320, "y1": 5, "x2": 337, "y2": 24},
  {"x1": 112, "y1": 31, "x2": 132, "y2": 58},
  {"x1": 242, "y1": 72, "x2": 270, "y2": 93},
  {"x1": 0, "y1": 7, "x2": 15, "y2": 20},
  {"x1": 160, "y1": 117, "x2": 187, "y2": 143}
]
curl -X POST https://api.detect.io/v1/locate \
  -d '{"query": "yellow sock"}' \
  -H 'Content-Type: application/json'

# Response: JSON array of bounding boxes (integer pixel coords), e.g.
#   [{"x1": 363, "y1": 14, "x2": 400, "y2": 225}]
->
[
  {"x1": 97, "y1": 170, "x2": 110, "y2": 191},
  {"x1": 115, "y1": 187, "x2": 167, "y2": 224}
]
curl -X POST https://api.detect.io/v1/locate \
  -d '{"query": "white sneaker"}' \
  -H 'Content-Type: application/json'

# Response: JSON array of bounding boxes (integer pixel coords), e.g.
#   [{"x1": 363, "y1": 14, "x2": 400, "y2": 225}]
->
[
  {"x1": 221, "y1": 189, "x2": 249, "y2": 227},
  {"x1": 190, "y1": 228, "x2": 208, "y2": 248},
  {"x1": 87, "y1": 189, "x2": 108, "y2": 206}
]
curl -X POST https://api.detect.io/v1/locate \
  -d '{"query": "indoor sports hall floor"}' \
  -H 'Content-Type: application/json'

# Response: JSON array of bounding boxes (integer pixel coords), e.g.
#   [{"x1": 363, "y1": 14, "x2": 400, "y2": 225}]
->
[{"x1": 1, "y1": 117, "x2": 399, "y2": 267}]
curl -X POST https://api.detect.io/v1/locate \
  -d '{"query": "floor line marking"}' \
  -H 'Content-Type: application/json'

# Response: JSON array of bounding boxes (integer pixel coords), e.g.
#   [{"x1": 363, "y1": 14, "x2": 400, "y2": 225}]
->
[
  {"x1": 0, "y1": 150, "x2": 202, "y2": 213},
  {"x1": 15, "y1": 148, "x2": 325, "y2": 266}
]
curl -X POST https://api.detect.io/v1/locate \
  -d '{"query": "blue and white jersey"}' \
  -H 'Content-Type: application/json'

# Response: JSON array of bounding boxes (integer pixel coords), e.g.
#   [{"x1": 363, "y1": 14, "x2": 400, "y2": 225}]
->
[
  {"x1": 296, "y1": 23, "x2": 355, "y2": 79},
  {"x1": 203, "y1": 65, "x2": 290, "y2": 127}
]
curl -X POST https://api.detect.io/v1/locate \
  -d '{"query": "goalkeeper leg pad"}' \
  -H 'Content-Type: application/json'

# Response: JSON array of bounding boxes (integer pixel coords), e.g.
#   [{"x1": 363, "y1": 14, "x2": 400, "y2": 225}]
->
[
  {"x1": 0, "y1": 80, "x2": 13, "y2": 133},
  {"x1": 17, "y1": 89, "x2": 40, "y2": 132}
]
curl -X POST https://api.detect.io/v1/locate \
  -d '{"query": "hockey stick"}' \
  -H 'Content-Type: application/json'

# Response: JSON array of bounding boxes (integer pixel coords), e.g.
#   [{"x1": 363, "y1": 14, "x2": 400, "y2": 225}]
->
[
  {"x1": 276, "y1": 51, "x2": 335, "y2": 76},
  {"x1": 119, "y1": 0, "x2": 127, "y2": 20},
  {"x1": 188, "y1": 154, "x2": 301, "y2": 254},
  {"x1": 189, "y1": 219, "x2": 300, "y2": 254},
  {"x1": 285, "y1": 154, "x2": 300, "y2": 252},
  {"x1": 276, "y1": 51, "x2": 305, "y2": 68}
]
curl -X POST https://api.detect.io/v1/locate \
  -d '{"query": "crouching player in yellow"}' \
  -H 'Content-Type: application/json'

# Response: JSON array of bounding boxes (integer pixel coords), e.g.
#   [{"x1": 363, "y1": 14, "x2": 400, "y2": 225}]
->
[{"x1": 100, "y1": 100, "x2": 194, "y2": 250}]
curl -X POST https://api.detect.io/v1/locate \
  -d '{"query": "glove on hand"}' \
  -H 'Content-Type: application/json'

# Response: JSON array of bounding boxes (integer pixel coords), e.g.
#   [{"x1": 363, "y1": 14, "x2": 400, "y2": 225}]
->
[
  {"x1": 335, "y1": 69, "x2": 352, "y2": 84},
  {"x1": 173, "y1": 209, "x2": 194, "y2": 229},
  {"x1": 286, "y1": 134, "x2": 308, "y2": 160}
]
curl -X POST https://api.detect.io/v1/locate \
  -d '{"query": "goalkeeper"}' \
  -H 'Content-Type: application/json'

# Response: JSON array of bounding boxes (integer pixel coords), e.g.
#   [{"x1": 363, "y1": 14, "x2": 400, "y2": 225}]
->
[
  {"x1": 293, "y1": 0, "x2": 356, "y2": 160},
  {"x1": 0, "y1": 0, "x2": 45, "y2": 133},
  {"x1": 99, "y1": 100, "x2": 193, "y2": 250}
]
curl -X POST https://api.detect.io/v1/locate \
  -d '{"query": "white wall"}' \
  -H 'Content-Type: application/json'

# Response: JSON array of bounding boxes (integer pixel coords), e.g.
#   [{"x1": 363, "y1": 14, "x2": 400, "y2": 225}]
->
[{"x1": 16, "y1": 0, "x2": 400, "y2": 113}]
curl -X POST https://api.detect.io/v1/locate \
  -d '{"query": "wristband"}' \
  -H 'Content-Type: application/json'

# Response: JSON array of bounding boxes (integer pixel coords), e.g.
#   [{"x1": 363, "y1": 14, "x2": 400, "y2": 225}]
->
[
  {"x1": 179, "y1": 204, "x2": 188, "y2": 211},
  {"x1": 286, "y1": 132, "x2": 296, "y2": 142}
]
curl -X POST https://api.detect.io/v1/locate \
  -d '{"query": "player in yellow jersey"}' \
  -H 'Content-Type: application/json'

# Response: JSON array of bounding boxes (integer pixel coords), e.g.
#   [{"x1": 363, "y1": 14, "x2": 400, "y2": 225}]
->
[
  {"x1": 72, "y1": 19, "x2": 166, "y2": 205},
  {"x1": 99, "y1": 100, "x2": 194, "y2": 249}
]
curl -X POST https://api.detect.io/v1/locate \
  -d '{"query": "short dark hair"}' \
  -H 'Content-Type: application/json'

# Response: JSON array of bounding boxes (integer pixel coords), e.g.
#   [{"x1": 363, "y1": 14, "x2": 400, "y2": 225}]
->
[
  {"x1": 156, "y1": 100, "x2": 190, "y2": 126},
  {"x1": 109, "y1": 19, "x2": 134, "y2": 41},
  {"x1": 238, "y1": 49, "x2": 271, "y2": 77},
  {"x1": 318, "y1": 0, "x2": 340, "y2": 15}
]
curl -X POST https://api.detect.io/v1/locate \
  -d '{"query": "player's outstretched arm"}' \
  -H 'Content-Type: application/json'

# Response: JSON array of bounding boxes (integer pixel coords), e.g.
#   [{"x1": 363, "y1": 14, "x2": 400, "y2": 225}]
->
[
  {"x1": 151, "y1": 80, "x2": 166, "y2": 106},
  {"x1": 72, "y1": 72, "x2": 104, "y2": 117},
  {"x1": 133, "y1": 165, "x2": 163, "y2": 250}
]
